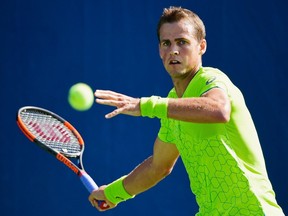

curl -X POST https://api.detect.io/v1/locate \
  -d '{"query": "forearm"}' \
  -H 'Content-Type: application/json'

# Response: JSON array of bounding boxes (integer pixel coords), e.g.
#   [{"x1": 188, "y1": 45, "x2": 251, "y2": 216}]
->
[
  {"x1": 167, "y1": 97, "x2": 230, "y2": 123},
  {"x1": 124, "y1": 156, "x2": 171, "y2": 196},
  {"x1": 140, "y1": 88, "x2": 231, "y2": 123},
  {"x1": 96, "y1": 138, "x2": 179, "y2": 207}
]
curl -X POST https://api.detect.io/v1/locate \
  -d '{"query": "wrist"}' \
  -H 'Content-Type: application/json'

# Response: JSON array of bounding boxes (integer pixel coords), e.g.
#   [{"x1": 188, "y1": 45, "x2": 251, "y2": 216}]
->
[
  {"x1": 140, "y1": 96, "x2": 168, "y2": 119},
  {"x1": 104, "y1": 176, "x2": 135, "y2": 205}
]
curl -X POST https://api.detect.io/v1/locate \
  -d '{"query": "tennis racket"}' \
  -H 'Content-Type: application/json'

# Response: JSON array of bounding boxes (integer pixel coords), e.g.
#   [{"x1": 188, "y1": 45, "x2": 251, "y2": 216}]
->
[{"x1": 16, "y1": 106, "x2": 108, "y2": 209}]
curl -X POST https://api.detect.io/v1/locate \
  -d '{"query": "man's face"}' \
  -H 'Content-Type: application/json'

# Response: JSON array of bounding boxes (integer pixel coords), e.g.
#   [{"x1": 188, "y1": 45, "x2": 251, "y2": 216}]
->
[{"x1": 159, "y1": 18, "x2": 206, "y2": 79}]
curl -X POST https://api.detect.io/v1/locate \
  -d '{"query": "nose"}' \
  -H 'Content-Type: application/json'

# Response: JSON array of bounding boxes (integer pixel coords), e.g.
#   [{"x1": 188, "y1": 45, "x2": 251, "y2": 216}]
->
[{"x1": 170, "y1": 50, "x2": 179, "y2": 56}]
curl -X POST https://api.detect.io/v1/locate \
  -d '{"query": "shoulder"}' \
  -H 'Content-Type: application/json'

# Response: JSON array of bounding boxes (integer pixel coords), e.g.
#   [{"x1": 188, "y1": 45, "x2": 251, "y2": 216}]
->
[
  {"x1": 188, "y1": 67, "x2": 233, "y2": 96},
  {"x1": 199, "y1": 67, "x2": 229, "y2": 80}
]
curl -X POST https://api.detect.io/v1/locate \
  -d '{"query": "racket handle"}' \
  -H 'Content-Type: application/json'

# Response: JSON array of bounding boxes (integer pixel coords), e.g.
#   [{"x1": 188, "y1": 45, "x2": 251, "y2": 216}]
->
[
  {"x1": 80, "y1": 171, "x2": 99, "y2": 192},
  {"x1": 80, "y1": 171, "x2": 109, "y2": 210}
]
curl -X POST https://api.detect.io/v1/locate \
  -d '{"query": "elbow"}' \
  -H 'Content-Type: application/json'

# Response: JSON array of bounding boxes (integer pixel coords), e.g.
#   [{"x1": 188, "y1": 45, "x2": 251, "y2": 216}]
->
[
  {"x1": 219, "y1": 112, "x2": 230, "y2": 123},
  {"x1": 153, "y1": 166, "x2": 173, "y2": 180},
  {"x1": 163, "y1": 167, "x2": 174, "y2": 177},
  {"x1": 216, "y1": 105, "x2": 231, "y2": 123}
]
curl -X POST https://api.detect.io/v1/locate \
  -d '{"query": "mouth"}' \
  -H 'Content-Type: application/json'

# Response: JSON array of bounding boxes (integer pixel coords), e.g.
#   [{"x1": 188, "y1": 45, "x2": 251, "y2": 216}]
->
[{"x1": 169, "y1": 60, "x2": 181, "y2": 65}]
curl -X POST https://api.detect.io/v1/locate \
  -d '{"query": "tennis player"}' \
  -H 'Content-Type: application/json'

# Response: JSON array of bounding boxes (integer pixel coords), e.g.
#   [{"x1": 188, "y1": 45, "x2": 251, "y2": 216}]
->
[{"x1": 89, "y1": 6, "x2": 285, "y2": 215}]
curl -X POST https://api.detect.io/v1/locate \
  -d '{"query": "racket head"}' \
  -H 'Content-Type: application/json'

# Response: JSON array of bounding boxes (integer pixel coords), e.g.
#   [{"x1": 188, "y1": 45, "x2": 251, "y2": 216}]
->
[
  {"x1": 16, "y1": 106, "x2": 84, "y2": 158},
  {"x1": 16, "y1": 106, "x2": 108, "y2": 208}
]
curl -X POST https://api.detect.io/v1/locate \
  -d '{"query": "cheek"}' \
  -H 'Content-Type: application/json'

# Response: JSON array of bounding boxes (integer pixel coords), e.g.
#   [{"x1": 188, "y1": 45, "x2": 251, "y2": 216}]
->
[
  {"x1": 187, "y1": 48, "x2": 200, "y2": 59},
  {"x1": 159, "y1": 49, "x2": 165, "y2": 59}
]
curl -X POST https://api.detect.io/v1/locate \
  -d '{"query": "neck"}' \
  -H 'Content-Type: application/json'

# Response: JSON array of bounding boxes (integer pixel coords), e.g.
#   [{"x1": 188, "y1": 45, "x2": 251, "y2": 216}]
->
[{"x1": 172, "y1": 66, "x2": 201, "y2": 98}]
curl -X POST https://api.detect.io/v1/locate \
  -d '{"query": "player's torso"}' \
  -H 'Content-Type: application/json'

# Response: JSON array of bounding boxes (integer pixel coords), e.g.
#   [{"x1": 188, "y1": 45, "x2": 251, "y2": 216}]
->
[{"x1": 161, "y1": 67, "x2": 266, "y2": 215}]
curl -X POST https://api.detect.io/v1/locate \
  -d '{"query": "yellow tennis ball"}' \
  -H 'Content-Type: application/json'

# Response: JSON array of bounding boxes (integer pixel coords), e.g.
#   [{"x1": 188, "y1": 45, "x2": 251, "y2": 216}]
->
[{"x1": 68, "y1": 83, "x2": 94, "y2": 111}]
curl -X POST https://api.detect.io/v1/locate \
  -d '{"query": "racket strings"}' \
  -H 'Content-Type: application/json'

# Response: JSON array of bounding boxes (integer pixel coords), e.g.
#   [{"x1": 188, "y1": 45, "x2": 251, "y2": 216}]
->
[{"x1": 20, "y1": 111, "x2": 81, "y2": 154}]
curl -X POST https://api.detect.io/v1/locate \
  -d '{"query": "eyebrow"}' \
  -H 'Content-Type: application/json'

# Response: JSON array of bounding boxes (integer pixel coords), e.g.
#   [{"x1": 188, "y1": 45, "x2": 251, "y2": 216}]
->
[
  {"x1": 160, "y1": 37, "x2": 188, "y2": 42},
  {"x1": 175, "y1": 38, "x2": 188, "y2": 42}
]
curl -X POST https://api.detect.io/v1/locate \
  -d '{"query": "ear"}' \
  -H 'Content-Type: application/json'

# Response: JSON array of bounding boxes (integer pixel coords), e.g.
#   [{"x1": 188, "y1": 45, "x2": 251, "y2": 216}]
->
[
  {"x1": 159, "y1": 44, "x2": 163, "y2": 59},
  {"x1": 199, "y1": 39, "x2": 207, "y2": 55}
]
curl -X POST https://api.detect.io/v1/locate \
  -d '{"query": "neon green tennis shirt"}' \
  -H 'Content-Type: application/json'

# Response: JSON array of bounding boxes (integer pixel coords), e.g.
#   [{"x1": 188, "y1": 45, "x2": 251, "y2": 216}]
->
[{"x1": 158, "y1": 67, "x2": 284, "y2": 216}]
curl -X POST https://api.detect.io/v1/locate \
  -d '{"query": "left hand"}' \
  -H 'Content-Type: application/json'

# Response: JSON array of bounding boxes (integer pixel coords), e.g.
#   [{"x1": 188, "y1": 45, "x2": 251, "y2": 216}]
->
[{"x1": 95, "y1": 90, "x2": 141, "y2": 119}]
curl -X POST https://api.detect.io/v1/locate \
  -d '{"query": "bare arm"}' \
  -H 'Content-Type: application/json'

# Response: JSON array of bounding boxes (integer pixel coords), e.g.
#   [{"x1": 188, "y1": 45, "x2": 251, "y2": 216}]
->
[
  {"x1": 95, "y1": 88, "x2": 231, "y2": 123},
  {"x1": 124, "y1": 137, "x2": 179, "y2": 195},
  {"x1": 168, "y1": 88, "x2": 231, "y2": 123},
  {"x1": 89, "y1": 138, "x2": 179, "y2": 210}
]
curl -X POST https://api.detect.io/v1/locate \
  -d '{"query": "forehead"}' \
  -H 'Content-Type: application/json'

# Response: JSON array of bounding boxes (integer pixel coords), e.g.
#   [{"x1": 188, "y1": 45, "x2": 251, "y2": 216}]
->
[{"x1": 159, "y1": 19, "x2": 195, "y2": 41}]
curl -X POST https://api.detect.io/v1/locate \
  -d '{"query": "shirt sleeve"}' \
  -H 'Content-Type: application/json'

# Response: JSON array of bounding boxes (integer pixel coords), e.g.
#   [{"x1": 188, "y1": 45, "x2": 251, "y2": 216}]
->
[{"x1": 200, "y1": 75, "x2": 229, "y2": 96}]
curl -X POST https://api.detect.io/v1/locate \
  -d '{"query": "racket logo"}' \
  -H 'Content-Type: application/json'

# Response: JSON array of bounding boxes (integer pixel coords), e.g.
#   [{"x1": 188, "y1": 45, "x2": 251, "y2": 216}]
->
[
  {"x1": 56, "y1": 153, "x2": 79, "y2": 174},
  {"x1": 29, "y1": 122, "x2": 71, "y2": 143}
]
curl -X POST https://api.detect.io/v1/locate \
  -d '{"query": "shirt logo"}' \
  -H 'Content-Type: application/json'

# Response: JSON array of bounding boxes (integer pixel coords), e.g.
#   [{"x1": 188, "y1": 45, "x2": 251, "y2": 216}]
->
[
  {"x1": 206, "y1": 77, "x2": 216, "y2": 85},
  {"x1": 115, "y1": 196, "x2": 125, "y2": 201}
]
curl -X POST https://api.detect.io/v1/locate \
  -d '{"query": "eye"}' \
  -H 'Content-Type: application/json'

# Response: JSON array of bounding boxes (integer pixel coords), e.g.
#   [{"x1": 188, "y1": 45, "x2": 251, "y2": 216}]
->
[
  {"x1": 177, "y1": 40, "x2": 188, "y2": 45},
  {"x1": 161, "y1": 40, "x2": 170, "y2": 47}
]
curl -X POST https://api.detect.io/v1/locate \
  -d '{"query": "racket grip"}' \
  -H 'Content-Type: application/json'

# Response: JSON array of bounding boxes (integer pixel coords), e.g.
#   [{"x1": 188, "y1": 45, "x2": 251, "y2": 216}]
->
[
  {"x1": 80, "y1": 171, "x2": 99, "y2": 193},
  {"x1": 80, "y1": 171, "x2": 109, "y2": 210}
]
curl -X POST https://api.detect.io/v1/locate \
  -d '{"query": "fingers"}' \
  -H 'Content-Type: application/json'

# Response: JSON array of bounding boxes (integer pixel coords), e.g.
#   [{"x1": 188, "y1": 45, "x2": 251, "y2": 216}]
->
[
  {"x1": 94, "y1": 89, "x2": 141, "y2": 118},
  {"x1": 94, "y1": 90, "x2": 123, "y2": 118},
  {"x1": 105, "y1": 110, "x2": 120, "y2": 119},
  {"x1": 89, "y1": 199, "x2": 109, "y2": 212},
  {"x1": 96, "y1": 98, "x2": 119, "y2": 106},
  {"x1": 95, "y1": 90, "x2": 125, "y2": 107},
  {"x1": 88, "y1": 188, "x2": 116, "y2": 211},
  {"x1": 104, "y1": 106, "x2": 128, "y2": 119},
  {"x1": 95, "y1": 90, "x2": 124, "y2": 100}
]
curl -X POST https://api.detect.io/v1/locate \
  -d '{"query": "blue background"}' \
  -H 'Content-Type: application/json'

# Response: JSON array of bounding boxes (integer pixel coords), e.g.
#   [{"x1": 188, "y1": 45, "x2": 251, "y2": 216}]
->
[{"x1": 1, "y1": 0, "x2": 287, "y2": 215}]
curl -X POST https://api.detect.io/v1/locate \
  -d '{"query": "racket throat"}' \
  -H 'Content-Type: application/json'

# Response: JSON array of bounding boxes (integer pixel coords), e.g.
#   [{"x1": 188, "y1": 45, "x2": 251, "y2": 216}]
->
[{"x1": 56, "y1": 153, "x2": 79, "y2": 175}]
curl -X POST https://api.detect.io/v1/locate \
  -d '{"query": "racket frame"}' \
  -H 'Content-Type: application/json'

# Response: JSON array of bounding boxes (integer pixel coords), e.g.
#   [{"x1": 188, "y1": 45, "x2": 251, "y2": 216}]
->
[
  {"x1": 16, "y1": 106, "x2": 109, "y2": 209},
  {"x1": 16, "y1": 106, "x2": 85, "y2": 176}
]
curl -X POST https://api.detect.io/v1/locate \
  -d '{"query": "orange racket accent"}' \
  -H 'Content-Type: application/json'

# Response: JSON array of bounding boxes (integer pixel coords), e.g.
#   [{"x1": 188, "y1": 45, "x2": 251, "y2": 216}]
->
[
  {"x1": 17, "y1": 115, "x2": 36, "y2": 142},
  {"x1": 56, "y1": 153, "x2": 80, "y2": 175},
  {"x1": 64, "y1": 121, "x2": 84, "y2": 145}
]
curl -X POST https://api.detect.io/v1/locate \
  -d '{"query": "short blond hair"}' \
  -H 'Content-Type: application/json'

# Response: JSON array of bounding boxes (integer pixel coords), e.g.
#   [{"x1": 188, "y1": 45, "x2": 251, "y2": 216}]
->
[{"x1": 157, "y1": 6, "x2": 206, "y2": 42}]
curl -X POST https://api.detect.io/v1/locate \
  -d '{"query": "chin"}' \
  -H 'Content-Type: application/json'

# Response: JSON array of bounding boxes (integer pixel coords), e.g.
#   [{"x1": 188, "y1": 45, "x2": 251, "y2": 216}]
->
[{"x1": 168, "y1": 71, "x2": 186, "y2": 78}]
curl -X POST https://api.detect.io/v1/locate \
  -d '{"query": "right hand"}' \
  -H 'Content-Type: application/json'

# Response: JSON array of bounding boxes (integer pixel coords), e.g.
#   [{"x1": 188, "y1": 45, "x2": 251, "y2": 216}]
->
[{"x1": 88, "y1": 186, "x2": 116, "y2": 211}]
